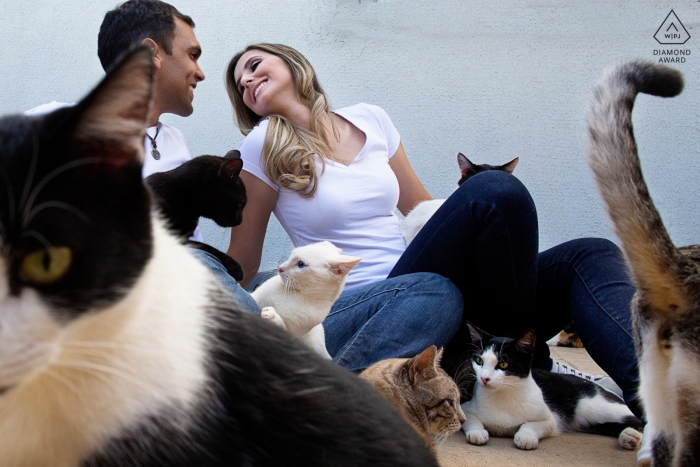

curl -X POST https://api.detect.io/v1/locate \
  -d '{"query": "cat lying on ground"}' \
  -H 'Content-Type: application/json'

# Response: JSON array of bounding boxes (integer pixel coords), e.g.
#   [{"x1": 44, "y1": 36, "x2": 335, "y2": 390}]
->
[
  {"x1": 461, "y1": 323, "x2": 642, "y2": 450},
  {"x1": 588, "y1": 60, "x2": 699, "y2": 466},
  {"x1": 401, "y1": 153, "x2": 518, "y2": 245},
  {"x1": 0, "y1": 46, "x2": 438, "y2": 467},
  {"x1": 145, "y1": 151, "x2": 246, "y2": 280},
  {"x1": 252, "y1": 241, "x2": 360, "y2": 359},
  {"x1": 360, "y1": 345, "x2": 466, "y2": 454}
]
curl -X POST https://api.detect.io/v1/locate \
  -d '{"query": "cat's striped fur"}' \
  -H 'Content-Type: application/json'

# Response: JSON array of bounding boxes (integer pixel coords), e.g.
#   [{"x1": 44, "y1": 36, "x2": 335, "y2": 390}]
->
[{"x1": 588, "y1": 60, "x2": 700, "y2": 466}]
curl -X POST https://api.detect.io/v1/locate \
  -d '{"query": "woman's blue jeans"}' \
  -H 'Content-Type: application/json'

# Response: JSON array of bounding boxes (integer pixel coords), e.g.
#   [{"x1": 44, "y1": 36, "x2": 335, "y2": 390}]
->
[{"x1": 324, "y1": 170, "x2": 643, "y2": 420}]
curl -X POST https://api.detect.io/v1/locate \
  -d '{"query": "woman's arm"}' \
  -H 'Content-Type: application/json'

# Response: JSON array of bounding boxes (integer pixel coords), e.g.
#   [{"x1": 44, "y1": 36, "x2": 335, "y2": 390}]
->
[
  {"x1": 389, "y1": 142, "x2": 432, "y2": 216},
  {"x1": 227, "y1": 171, "x2": 278, "y2": 288}
]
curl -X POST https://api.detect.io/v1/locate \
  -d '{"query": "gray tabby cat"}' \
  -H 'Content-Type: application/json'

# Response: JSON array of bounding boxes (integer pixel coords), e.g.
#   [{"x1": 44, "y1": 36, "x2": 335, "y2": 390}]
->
[
  {"x1": 360, "y1": 345, "x2": 466, "y2": 454},
  {"x1": 587, "y1": 60, "x2": 699, "y2": 466}
]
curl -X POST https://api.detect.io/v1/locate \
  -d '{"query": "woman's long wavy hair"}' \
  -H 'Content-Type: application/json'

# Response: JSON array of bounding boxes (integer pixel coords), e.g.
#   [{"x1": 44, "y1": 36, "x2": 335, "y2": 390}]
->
[{"x1": 226, "y1": 43, "x2": 337, "y2": 197}]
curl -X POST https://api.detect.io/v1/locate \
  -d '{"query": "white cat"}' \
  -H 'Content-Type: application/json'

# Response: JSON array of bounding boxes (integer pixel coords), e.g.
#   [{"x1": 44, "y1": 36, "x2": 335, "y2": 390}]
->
[
  {"x1": 252, "y1": 241, "x2": 361, "y2": 359},
  {"x1": 401, "y1": 199, "x2": 445, "y2": 246}
]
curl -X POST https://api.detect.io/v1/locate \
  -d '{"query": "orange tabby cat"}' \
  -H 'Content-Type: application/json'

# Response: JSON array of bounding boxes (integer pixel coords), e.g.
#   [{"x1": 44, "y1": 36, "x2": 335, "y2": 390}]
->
[{"x1": 360, "y1": 346, "x2": 466, "y2": 452}]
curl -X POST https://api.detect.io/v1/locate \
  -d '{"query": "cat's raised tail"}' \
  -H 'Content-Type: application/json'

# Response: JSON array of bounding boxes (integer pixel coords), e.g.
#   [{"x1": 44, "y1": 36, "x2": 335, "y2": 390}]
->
[{"x1": 587, "y1": 61, "x2": 687, "y2": 316}]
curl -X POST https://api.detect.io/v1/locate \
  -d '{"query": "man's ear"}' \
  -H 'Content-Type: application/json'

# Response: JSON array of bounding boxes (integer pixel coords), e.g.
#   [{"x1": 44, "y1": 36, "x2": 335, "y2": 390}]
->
[{"x1": 141, "y1": 38, "x2": 162, "y2": 69}]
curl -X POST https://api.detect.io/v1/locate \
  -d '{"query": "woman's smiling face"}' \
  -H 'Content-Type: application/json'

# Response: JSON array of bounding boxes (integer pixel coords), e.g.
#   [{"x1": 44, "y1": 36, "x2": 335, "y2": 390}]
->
[{"x1": 233, "y1": 50, "x2": 298, "y2": 118}]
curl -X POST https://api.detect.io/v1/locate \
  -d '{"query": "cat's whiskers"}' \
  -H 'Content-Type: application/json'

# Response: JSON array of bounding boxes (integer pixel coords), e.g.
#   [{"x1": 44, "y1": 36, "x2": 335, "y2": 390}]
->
[
  {"x1": 23, "y1": 201, "x2": 92, "y2": 229},
  {"x1": 43, "y1": 367, "x2": 91, "y2": 406},
  {"x1": 53, "y1": 359, "x2": 153, "y2": 393},
  {"x1": 18, "y1": 127, "x2": 41, "y2": 223},
  {"x1": 20, "y1": 157, "x2": 122, "y2": 226},
  {"x1": 0, "y1": 164, "x2": 17, "y2": 233},
  {"x1": 452, "y1": 361, "x2": 474, "y2": 386},
  {"x1": 19, "y1": 230, "x2": 54, "y2": 249}
]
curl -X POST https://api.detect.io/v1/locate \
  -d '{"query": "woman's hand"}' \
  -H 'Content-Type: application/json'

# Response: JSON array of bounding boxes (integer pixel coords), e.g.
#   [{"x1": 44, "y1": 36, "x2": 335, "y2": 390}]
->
[
  {"x1": 227, "y1": 171, "x2": 278, "y2": 287},
  {"x1": 389, "y1": 142, "x2": 432, "y2": 216}
]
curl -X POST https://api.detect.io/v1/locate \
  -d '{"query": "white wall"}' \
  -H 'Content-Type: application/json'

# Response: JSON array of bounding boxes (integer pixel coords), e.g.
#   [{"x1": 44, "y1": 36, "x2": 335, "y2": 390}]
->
[{"x1": 2, "y1": 1, "x2": 698, "y2": 271}]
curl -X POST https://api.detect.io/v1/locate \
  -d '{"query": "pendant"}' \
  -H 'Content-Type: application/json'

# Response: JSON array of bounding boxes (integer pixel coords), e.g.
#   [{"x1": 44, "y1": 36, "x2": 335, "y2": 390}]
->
[{"x1": 151, "y1": 149, "x2": 161, "y2": 160}]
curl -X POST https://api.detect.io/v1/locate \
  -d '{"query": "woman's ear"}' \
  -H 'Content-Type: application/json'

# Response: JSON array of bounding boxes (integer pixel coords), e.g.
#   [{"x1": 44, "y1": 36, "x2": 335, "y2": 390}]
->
[{"x1": 141, "y1": 38, "x2": 161, "y2": 69}]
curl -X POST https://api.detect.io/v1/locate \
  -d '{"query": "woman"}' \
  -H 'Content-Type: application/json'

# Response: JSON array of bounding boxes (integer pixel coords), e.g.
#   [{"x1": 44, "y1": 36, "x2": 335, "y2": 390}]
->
[{"x1": 225, "y1": 43, "x2": 642, "y2": 420}]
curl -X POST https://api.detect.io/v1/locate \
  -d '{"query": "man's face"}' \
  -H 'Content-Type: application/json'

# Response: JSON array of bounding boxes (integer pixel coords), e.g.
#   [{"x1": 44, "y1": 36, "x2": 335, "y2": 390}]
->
[{"x1": 156, "y1": 18, "x2": 205, "y2": 117}]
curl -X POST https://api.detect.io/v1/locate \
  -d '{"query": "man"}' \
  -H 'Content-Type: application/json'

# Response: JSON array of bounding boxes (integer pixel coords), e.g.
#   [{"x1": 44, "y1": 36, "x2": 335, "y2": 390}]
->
[
  {"x1": 98, "y1": 0, "x2": 204, "y2": 180},
  {"x1": 96, "y1": 0, "x2": 259, "y2": 313},
  {"x1": 97, "y1": 0, "x2": 259, "y2": 312}
]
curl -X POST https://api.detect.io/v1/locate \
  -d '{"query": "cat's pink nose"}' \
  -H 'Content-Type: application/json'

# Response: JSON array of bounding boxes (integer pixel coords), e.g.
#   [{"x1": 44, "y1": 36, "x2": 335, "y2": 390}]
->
[
  {"x1": 480, "y1": 376, "x2": 490, "y2": 385},
  {"x1": 278, "y1": 266, "x2": 284, "y2": 274}
]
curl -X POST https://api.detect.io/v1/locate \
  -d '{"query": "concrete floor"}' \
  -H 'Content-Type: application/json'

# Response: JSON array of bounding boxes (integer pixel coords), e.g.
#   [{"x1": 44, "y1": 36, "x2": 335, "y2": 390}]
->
[{"x1": 436, "y1": 346, "x2": 640, "y2": 467}]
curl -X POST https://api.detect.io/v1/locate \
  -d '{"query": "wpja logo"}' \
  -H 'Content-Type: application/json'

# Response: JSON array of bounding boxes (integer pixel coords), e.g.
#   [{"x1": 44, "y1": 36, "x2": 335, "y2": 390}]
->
[
  {"x1": 654, "y1": 10, "x2": 690, "y2": 44},
  {"x1": 653, "y1": 10, "x2": 691, "y2": 63}
]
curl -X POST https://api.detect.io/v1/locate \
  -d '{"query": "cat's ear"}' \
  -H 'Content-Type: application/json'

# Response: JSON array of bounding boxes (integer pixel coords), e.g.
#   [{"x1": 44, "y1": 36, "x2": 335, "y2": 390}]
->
[
  {"x1": 514, "y1": 329, "x2": 536, "y2": 354},
  {"x1": 434, "y1": 346, "x2": 444, "y2": 367},
  {"x1": 71, "y1": 46, "x2": 153, "y2": 166},
  {"x1": 219, "y1": 157, "x2": 243, "y2": 180},
  {"x1": 501, "y1": 157, "x2": 519, "y2": 174},
  {"x1": 457, "y1": 153, "x2": 474, "y2": 177},
  {"x1": 466, "y1": 321, "x2": 485, "y2": 344},
  {"x1": 330, "y1": 256, "x2": 361, "y2": 275},
  {"x1": 407, "y1": 345, "x2": 439, "y2": 383},
  {"x1": 224, "y1": 149, "x2": 241, "y2": 160}
]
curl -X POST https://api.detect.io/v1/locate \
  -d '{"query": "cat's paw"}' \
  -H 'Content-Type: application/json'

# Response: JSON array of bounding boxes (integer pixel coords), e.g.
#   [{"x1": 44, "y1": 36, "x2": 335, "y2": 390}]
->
[
  {"x1": 260, "y1": 307, "x2": 286, "y2": 329},
  {"x1": 464, "y1": 429, "x2": 489, "y2": 445},
  {"x1": 618, "y1": 427, "x2": 642, "y2": 450},
  {"x1": 514, "y1": 431, "x2": 539, "y2": 450}
]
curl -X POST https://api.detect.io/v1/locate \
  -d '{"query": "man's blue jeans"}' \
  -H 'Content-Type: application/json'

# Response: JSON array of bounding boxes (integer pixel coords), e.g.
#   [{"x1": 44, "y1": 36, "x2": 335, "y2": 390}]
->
[{"x1": 189, "y1": 248, "x2": 261, "y2": 315}]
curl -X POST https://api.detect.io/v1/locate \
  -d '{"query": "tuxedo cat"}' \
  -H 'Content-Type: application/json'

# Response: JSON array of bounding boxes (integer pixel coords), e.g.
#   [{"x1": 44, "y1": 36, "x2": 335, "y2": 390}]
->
[
  {"x1": 588, "y1": 60, "x2": 699, "y2": 466},
  {"x1": 253, "y1": 241, "x2": 360, "y2": 359},
  {"x1": 0, "y1": 46, "x2": 438, "y2": 467},
  {"x1": 461, "y1": 323, "x2": 642, "y2": 451},
  {"x1": 145, "y1": 151, "x2": 246, "y2": 280},
  {"x1": 360, "y1": 345, "x2": 466, "y2": 454},
  {"x1": 401, "y1": 154, "x2": 519, "y2": 245}
]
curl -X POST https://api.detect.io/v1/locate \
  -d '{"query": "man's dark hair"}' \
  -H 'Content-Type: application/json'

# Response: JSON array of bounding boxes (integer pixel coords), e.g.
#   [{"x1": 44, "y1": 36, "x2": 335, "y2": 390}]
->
[{"x1": 98, "y1": 0, "x2": 194, "y2": 71}]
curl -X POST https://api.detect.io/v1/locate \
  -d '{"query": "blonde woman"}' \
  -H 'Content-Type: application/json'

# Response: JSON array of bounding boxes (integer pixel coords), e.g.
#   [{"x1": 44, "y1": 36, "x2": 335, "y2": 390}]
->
[{"x1": 225, "y1": 44, "x2": 642, "y2": 422}]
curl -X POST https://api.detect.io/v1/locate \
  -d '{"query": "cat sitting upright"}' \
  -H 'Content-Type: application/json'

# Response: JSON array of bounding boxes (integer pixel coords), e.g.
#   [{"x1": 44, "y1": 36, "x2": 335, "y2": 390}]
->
[
  {"x1": 461, "y1": 323, "x2": 642, "y2": 451},
  {"x1": 401, "y1": 153, "x2": 518, "y2": 245},
  {"x1": 0, "y1": 46, "x2": 439, "y2": 467},
  {"x1": 360, "y1": 345, "x2": 466, "y2": 454},
  {"x1": 588, "y1": 60, "x2": 700, "y2": 466},
  {"x1": 252, "y1": 241, "x2": 360, "y2": 359},
  {"x1": 145, "y1": 151, "x2": 246, "y2": 280}
]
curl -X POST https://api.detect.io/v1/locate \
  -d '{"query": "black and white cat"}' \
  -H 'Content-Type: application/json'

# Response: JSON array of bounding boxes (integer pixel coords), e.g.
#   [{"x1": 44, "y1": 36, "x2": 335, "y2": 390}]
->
[
  {"x1": 401, "y1": 154, "x2": 518, "y2": 245},
  {"x1": 145, "y1": 151, "x2": 246, "y2": 280},
  {"x1": 0, "y1": 46, "x2": 438, "y2": 467},
  {"x1": 253, "y1": 241, "x2": 360, "y2": 359},
  {"x1": 461, "y1": 323, "x2": 642, "y2": 450}
]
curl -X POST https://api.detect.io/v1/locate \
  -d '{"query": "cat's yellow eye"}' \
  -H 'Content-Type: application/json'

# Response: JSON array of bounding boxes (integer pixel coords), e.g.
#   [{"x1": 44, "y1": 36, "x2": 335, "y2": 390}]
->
[
  {"x1": 21, "y1": 247, "x2": 72, "y2": 285},
  {"x1": 498, "y1": 362, "x2": 509, "y2": 369},
  {"x1": 474, "y1": 357, "x2": 483, "y2": 365}
]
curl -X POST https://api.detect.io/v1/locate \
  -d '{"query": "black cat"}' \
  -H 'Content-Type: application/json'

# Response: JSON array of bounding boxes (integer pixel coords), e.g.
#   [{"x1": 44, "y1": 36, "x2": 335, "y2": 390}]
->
[
  {"x1": 146, "y1": 151, "x2": 245, "y2": 280},
  {"x1": 457, "y1": 153, "x2": 519, "y2": 186},
  {"x1": 0, "y1": 46, "x2": 438, "y2": 467}
]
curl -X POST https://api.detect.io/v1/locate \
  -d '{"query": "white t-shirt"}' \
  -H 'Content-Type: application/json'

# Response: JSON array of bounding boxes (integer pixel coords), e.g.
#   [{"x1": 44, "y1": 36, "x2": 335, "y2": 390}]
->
[
  {"x1": 239, "y1": 103, "x2": 407, "y2": 289},
  {"x1": 24, "y1": 103, "x2": 203, "y2": 242},
  {"x1": 143, "y1": 122, "x2": 203, "y2": 242}
]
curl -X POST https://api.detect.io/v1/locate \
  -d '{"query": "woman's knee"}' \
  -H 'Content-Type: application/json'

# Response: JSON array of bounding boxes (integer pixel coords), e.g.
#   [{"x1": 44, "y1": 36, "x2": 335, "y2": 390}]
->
[
  {"x1": 458, "y1": 170, "x2": 531, "y2": 202},
  {"x1": 448, "y1": 171, "x2": 536, "y2": 224},
  {"x1": 561, "y1": 237, "x2": 624, "y2": 260}
]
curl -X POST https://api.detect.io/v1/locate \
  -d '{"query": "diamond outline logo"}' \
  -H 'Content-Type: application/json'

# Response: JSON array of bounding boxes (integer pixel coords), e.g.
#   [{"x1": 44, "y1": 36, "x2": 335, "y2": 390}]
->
[{"x1": 654, "y1": 10, "x2": 691, "y2": 45}]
